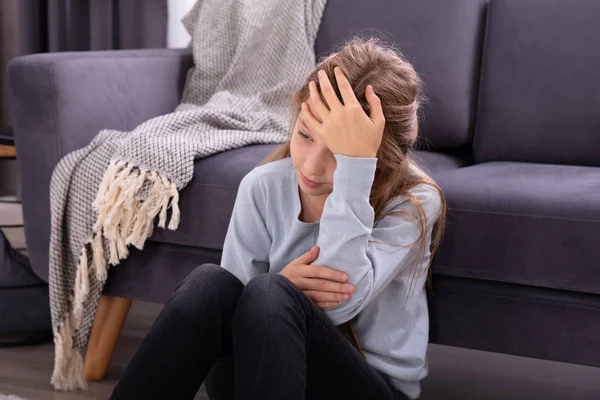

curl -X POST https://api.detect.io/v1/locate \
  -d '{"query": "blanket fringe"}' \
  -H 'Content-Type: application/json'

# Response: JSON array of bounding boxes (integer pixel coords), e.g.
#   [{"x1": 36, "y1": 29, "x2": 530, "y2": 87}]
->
[
  {"x1": 51, "y1": 244, "x2": 92, "y2": 391},
  {"x1": 72, "y1": 246, "x2": 90, "y2": 328},
  {"x1": 52, "y1": 160, "x2": 181, "y2": 390},
  {"x1": 51, "y1": 311, "x2": 87, "y2": 390},
  {"x1": 92, "y1": 160, "x2": 181, "y2": 263}
]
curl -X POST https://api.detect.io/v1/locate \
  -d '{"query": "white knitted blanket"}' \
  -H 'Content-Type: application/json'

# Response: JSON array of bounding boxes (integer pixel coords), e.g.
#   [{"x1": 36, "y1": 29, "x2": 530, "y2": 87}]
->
[{"x1": 48, "y1": 0, "x2": 327, "y2": 390}]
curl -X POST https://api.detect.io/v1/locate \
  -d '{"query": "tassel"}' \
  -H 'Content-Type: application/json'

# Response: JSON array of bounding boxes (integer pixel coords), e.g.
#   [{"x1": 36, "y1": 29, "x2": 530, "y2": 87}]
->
[
  {"x1": 93, "y1": 161, "x2": 127, "y2": 233},
  {"x1": 108, "y1": 231, "x2": 119, "y2": 265},
  {"x1": 126, "y1": 172, "x2": 157, "y2": 248},
  {"x1": 72, "y1": 246, "x2": 90, "y2": 327},
  {"x1": 121, "y1": 170, "x2": 146, "y2": 237},
  {"x1": 168, "y1": 182, "x2": 180, "y2": 230},
  {"x1": 92, "y1": 232, "x2": 107, "y2": 282},
  {"x1": 116, "y1": 233, "x2": 129, "y2": 261},
  {"x1": 51, "y1": 315, "x2": 88, "y2": 391},
  {"x1": 157, "y1": 176, "x2": 171, "y2": 228},
  {"x1": 92, "y1": 160, "x2": 121, "y2": 210}
]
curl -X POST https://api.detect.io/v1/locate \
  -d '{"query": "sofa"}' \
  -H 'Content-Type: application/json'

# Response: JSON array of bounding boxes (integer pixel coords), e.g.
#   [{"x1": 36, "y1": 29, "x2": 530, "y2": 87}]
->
[{"x1": 8, "y1": 0, "x2": 600, "y2": 371}]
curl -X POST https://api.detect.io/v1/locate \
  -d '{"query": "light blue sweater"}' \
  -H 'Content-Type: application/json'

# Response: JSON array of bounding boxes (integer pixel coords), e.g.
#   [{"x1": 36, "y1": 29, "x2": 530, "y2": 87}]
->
[{"x1": 220, "y1": 154, "x2": 442, "y2": 399}]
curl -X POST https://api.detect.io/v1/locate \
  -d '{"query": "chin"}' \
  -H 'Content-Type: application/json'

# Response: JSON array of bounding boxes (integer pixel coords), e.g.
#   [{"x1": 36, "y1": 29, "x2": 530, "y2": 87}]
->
[{"x1": 299, "y1": 182, "x2": 331, "y2": 197}]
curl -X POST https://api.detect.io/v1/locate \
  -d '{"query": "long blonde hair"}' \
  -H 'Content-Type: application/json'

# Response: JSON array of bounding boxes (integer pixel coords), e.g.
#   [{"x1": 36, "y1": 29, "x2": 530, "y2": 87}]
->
[{"x1": 261, "y1": 37, "x2": 447, "y2": 357}]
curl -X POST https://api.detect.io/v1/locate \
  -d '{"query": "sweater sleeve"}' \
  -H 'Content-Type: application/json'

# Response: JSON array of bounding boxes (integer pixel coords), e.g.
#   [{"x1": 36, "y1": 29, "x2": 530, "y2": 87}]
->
[
  {"x1": 313, "y1": 155, "x2": 442, "y2": 326},
  {"x1": 219, "y1": 170, "x2": 271, "y2": 285}
]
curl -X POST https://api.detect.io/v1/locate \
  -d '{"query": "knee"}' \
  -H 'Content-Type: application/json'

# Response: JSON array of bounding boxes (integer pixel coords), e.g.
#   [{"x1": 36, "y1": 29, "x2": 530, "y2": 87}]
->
[
  {"x1": 242, "y1": 273, "x2": 293, "y2": 302},
  {"x1": 233, "y1": 273, "x2": 304, "y2": 324},
  {"x1": 171, "y1": 264, "x2": 245, "y2": 315}
]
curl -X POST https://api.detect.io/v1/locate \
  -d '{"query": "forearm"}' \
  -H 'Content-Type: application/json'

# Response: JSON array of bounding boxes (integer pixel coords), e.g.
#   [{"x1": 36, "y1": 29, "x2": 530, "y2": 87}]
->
[{"x1": 312, "y1": 155, "x2": 377, "y2": 324}]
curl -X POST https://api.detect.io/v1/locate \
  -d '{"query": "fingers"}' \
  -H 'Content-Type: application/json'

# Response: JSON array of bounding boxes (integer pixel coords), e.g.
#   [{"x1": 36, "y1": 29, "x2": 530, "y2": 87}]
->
[
  {"x1": 304, "y1": 290, "x2": 351, "y2": 303},
  {"x1": 308, "y1": 81, "x2": 329, "y2": 121},
  {"x1": 300, "y1": 103, "x2": 322, "y2": 134},
  {"x1": 302, "y1": 264, "x2": 348, "y2": 283},
  {"x1": 316, "y1": 301, "x2": 340, "y2": 310},
  {"x1": 297, "y1": 276, "x2": 355, "y2": 294},
  {"x1": 333, "y1": 66, "x2": 359, "y2": 106},
  {"x1": 317, "y1": 69, "x2": 342, "y2": 110},
  {"x1": 366, "y1": 85, "x2": 385, "y2": 125},
  {"x1": 293, "y1": 245, "x2": 320, "y2": 265}
]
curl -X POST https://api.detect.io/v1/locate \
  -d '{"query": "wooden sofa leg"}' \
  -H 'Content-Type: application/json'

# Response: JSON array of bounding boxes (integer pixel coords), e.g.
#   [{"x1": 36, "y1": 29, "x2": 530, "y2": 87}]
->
[{"x1": 84, "y1": 295, "x2": 132, "y2": 381}]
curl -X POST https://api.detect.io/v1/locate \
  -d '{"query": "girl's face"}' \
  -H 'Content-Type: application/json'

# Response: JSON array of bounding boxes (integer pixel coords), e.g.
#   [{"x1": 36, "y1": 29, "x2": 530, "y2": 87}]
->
[{"x1": 290, "y1": 114, "x2": 337, "y2": 199}]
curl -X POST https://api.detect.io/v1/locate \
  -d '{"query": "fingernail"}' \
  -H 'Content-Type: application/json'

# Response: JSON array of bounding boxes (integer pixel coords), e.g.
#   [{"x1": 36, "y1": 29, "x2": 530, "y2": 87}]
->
[
  {"x1": 318, "y1": 70, "x2": 325, "y2": 77},
  {"x1": 368, "y1": 85, "x2": 374, "y2": 92},
  {"x1": 341, "y1": 274, "x2": 348, "y2": 281},
  {"x1": 343, "y1": 294, "x2": 351, "y2": 300},
  {"x1": 347, "y1": 285, "x2": 354, "y2": 293}
]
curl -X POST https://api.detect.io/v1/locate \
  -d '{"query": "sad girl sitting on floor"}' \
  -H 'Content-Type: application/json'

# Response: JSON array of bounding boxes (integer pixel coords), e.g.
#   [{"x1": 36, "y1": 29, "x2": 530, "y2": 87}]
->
[{"x1": 111, "y1": 37, "x2": 446, "y2": 400}]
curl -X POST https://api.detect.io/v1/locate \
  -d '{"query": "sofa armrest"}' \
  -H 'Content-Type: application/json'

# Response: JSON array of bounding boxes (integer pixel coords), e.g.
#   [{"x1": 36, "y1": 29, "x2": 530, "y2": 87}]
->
[{"x1": 8, "y1": 48, "x2": 193, "y2": 281}]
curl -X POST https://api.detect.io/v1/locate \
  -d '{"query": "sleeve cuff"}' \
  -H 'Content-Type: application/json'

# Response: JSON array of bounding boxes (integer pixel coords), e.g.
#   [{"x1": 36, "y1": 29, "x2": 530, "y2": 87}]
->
[{"x1": 332, "y1": 155, "x2": 377, "y2": 199}]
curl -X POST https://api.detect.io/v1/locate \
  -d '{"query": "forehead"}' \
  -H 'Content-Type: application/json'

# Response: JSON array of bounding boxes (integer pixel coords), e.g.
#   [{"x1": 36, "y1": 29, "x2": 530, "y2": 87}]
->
[
  {"x1": 295, "y1": 120, "x2": 331, "y2": 150},
  {"x1": 296, "y1": 118, "x2": 317, "y2": 137}
]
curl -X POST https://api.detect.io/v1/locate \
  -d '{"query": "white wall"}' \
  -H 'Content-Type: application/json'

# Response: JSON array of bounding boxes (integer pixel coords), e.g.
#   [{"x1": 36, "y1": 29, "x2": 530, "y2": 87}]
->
[{"x1": 167, "y1": 0, "x2": 196, "y2": 48}]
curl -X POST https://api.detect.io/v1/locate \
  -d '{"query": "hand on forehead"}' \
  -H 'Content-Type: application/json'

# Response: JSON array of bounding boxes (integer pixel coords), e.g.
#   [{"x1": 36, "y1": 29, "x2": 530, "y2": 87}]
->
[
  {"x1": 299, "y1": 67, "x2": 385, "y2": 159},
  {"x1": 312, "y1": 68, "x2": 355, "y2": 106},
  {"x1": 303, "y1": 67, "x2": 358, "y2": 125}
]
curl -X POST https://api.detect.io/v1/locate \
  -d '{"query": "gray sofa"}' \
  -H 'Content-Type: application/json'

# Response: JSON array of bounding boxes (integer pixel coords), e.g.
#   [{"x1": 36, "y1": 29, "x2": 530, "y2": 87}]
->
[{"x1": 8, "y1": 0, "x2": 600, "y2": 368}]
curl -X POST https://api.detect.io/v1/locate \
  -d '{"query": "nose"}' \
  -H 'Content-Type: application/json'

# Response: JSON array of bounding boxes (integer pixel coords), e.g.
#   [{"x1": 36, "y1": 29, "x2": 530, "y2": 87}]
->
[{"x1": 303, "y1": 149, "x2": 326, "y2": 178}]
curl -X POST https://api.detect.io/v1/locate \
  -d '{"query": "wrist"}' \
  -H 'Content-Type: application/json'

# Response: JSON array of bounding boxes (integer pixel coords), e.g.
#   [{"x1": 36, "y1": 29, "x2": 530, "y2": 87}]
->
[
  {"x1": 332, "y1": 155, "x2": 377, "y2": 198},
  {"x1": 333, "y1": 149, "x2": 378, "y2": 159}
]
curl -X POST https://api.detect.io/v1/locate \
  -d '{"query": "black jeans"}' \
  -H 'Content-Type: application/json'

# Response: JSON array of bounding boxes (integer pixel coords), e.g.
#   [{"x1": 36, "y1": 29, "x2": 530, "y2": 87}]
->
[{"x1": 110, "y1": 264, "x2": 409, "y2": 400}]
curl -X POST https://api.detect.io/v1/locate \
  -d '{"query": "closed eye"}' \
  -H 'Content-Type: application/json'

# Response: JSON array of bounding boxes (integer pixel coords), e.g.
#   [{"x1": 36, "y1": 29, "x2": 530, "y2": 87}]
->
[{"x1": 299, "y1": 131, "x2": 313, "y2": 141}]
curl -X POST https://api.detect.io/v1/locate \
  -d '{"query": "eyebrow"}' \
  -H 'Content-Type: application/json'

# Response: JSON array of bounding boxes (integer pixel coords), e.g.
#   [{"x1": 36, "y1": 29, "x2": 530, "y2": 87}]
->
[{"x1": 299, "y1": 121, "x2": 311, "y2": 134}]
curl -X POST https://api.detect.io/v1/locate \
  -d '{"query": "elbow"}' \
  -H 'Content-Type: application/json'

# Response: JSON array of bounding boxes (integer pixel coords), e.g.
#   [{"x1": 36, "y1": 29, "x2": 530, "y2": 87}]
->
[
  {"x1": 328, "y1": 304, "x2": 362, "y2": 326},
  {"x1": 327, "y1": 273, "x2": 374, "y2": 326}
]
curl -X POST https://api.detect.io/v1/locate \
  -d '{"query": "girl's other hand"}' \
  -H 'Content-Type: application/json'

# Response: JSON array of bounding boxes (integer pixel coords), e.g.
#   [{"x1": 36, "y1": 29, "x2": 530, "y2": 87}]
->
[
  {"x1": 279, "y1": 245, "x2": 355, "y2": 310},
  {"x1": 300, "y1": 67, "x2": 385, "y2": 159}
]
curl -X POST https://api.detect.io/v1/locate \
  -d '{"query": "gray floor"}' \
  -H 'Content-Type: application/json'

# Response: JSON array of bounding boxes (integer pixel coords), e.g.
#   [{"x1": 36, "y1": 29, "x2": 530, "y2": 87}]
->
[{"x1": 1, "y1": 203, "x2": 600, "y2": 400}]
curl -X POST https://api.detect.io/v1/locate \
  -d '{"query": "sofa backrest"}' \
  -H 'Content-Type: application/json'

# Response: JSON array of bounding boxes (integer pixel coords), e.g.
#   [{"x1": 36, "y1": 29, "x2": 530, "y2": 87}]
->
[
  {"x1": 315, "y1": 0, "x2": 487, "y2": 151},
  {"x1": 474, "y1": 0, "x2": 600, "y2": 166}
]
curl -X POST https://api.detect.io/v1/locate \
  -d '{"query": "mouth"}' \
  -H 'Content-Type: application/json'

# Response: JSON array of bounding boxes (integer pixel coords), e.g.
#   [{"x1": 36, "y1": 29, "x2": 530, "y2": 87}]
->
[{"x1": 300, "y1": 173, "x2": 323, "y2": 188}]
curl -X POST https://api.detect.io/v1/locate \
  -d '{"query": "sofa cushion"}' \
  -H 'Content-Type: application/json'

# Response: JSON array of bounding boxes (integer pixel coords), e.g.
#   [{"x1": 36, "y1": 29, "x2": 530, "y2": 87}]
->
[
  {"x1": 315, "y1": 0, "x2": 486, "y2": 150},
  {"x1": 412, "y1": 151, "x2": 469, "y2": 178},
  {"x1": 148, "y1": 144, "x2": 278, "y2": 250},
  {"x1": 149, "y1": 147, "x2": 468, "y2": 250},
  {"x1": 433, "y1": 162, "x2": 600, "y2": 295},
  {"x1": 474, "y1": 0, "x2": 600, "y2": 165}
]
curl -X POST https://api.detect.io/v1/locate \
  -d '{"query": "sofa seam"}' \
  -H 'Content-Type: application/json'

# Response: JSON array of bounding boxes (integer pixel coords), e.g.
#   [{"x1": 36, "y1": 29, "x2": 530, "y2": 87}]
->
[
  {"x1": 471, "y1": 0, "x2": 495, "y2": 162},
  {"x1": 436, "y1": 286, "x2": 600, "y2": 310},
  {"x1": 449, "y1": 207, "x2": 600, "y2": 223},
  {"x1": 466, "y1": 0, "x2": 489, "y2": 147},
  {"x1": 434, "y1": 268, "x2": 596, "y2": 290},
  {"x1": 46, "y1": 54, "x2": 185, "y2": 67},
  {"x1": 142, "y1": 243, "x2": 222, "y2": 257},
  {"x1": 48, "y1": 62, "x2": 62, "y2": 157}
]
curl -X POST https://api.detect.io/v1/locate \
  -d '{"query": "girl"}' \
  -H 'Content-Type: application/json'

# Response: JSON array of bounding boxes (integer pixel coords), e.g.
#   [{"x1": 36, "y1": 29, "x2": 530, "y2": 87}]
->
[{"x1": 110, "y1": 37, "x2": 446, "y2": 400}]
